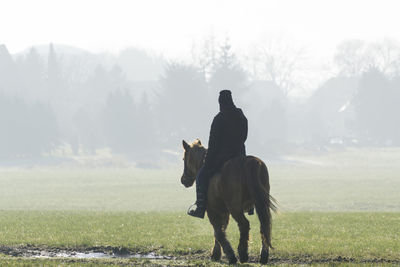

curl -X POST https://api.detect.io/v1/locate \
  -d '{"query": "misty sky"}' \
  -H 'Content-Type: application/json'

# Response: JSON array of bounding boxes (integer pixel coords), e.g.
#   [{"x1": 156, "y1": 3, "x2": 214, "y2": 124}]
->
[{"x1": 1, "y1": 0, "x2": 400, "y2": 59}]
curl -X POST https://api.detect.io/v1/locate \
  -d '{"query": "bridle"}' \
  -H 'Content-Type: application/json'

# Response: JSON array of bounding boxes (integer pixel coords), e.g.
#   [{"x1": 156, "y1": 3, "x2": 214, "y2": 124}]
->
[
  {"x1": 183, "y1": 155, "x2": 196, "y2": 180},
  {"x1": 182, "y1": 148, "x2": 207, "y2": 183}
]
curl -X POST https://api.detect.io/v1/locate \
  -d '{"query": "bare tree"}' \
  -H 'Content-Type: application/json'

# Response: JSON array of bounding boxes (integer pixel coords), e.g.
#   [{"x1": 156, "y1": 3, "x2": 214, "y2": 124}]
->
[
  {"x1": 368, "y1": 38, "x2": 400, "y2": 76},
  {"x1": 252, "y1": 36, "x2": 307, "y2": 96},
  {"x1": 191, "y1": 33, "x2": 218, "y2": 81},
  {"x1": 335, "y1": 39, "x2": 400, "y2": 78},
  {"x1": 334, "y1": 39, "x2": 371, "y2": 77}
]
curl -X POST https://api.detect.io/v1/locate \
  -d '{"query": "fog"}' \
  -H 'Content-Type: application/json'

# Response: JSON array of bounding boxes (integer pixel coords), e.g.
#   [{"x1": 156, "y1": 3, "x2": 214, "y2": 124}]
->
[
  {"x1": 1, "y1": 1, "x2": 400, "y2": 215},
  {"x1": 1, "y1": 0, "x2": 400, "y2": 168},
  {"x1": 1, "y1": 37, "x2": 400, "y2": 167}
]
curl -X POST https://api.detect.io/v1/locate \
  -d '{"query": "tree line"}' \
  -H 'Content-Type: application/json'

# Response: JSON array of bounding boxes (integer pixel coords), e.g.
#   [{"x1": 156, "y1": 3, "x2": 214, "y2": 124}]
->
[{"x1": 1, "y1": 38, "x2": 400, "y2": 162}]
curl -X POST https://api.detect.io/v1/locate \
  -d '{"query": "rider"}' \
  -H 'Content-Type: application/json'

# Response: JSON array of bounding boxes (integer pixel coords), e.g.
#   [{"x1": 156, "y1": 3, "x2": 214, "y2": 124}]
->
[{"x1": 187, "y1": 90, "x2": 248, "y2": 218}]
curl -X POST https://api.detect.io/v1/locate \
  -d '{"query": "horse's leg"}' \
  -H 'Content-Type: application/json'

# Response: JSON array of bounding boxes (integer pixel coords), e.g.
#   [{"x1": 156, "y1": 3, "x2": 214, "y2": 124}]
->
[
  {"x1": 231, "y1": 212, "x2": 250, "y2": 263},
  {"x1": 209, "y1": 211, "x2": 237, "y2": 264},
  {"x1": 211, "y1": 238, "x2": 221, "y2": 261},
  {"x1": 260, "y1": 242, "x2": 269, "y2": 264}
]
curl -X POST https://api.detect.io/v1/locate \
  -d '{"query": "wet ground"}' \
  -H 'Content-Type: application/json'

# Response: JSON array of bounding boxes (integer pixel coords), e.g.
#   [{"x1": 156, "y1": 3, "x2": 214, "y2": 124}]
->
[
  {"x1": 0, "y1": 245, "x2": 173, "y2": 260},
  {"x1": 1, "y1": 245, "x2": 399, "y2": 265}
]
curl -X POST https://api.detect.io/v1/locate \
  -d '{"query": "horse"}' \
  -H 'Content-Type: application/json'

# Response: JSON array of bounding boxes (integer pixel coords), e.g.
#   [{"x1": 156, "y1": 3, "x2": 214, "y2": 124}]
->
[{"x1": 180, "y1": 139, "x2": 277, "y2": 264}]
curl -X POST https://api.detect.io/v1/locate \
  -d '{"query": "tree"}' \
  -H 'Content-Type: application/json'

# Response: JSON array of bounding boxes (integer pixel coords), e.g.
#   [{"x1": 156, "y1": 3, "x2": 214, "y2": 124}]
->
[
  {"x1": 208, "y1": 38, "x2": 248, "y2": 96},
  {"x1": 353, "y1": 68, "x2": 396, "y2": 144},
  {"x1": 20, "y1": 47, "x2": 45, "y2": 100},
  {"x1": 72, "y1": 108, "x2": 101, "y2": 154},
  {"x1": 191, "y1": 34, "x2": 218, "y2": 80},
  {"x1": 368, "y1": 39, "x2": 400, "y2": 77},
  {"x1": 109, "y1": 65, "x2": 127, "y2": 89},
  {"x1": 390, "y1": 75, "x2": 400, "y2": 144},
  {"x1": 29, "y1": 102, "x2": 59, "y2": 155},
  {"x1": 0, "y1": 94, "x2": 58, "y2": 157},
  {"x1": 334, "y1": 39, "x2": 372, "y2": 77},
  {"x1": 252, "y1": 36, "x2": 307, "y2": 96},
  {"x1": 0, "y1": 44, "x2": 21, "y2": 94},
  {"x1": 102, "y1": 89, "x2": 136, "y2": 154},
  {"x1": 46, "y1": 43, "x2": 62, "y2": 92},
  {"x1": 134, "y1": 92, "x2": 157, "y2": 157},
  {"x1": 117, "y1": 47, "x2": 164, "y2": 81},
  {"x1": 335, "y1": 39, "x2": 400, "y2": 78},
  {"x1": 258, "y1": 99, "x2": 288, "y2": 154},
  {"x1": 157, "y1": 62, "x2": 211, "y2": 147}
]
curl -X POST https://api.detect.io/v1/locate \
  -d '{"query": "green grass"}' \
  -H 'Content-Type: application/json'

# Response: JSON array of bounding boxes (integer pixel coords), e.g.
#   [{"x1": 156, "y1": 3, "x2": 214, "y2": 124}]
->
[
  {"x1": 0, "y1": 211, "x2": 399, "y2": 266},
  {"x1": 0, "y1": 147, "x2": 399, "y2": 265}
]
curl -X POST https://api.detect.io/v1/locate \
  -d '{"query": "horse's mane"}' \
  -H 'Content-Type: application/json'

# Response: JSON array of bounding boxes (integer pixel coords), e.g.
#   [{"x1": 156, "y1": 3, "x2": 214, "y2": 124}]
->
[{"x1": 191, "y1": 139, "x2": 204, "y2": 148}]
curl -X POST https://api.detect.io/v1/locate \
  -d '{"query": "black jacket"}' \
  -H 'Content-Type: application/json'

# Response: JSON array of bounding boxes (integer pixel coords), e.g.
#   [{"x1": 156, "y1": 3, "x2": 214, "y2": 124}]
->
[{"x1": 204, "y1": 106, "x2": 248, "y2": 169}]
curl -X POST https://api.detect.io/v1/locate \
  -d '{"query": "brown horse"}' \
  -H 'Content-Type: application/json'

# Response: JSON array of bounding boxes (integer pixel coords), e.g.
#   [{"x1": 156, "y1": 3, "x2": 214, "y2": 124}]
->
[{"x1": 181, "y1": 139, "x2": 277, "y2": 264}]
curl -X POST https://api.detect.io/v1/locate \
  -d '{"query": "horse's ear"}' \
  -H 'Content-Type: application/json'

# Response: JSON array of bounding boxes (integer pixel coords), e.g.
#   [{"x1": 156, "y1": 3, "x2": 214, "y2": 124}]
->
[
  {"x1": 196, "y1": 139, "x2": 202, "y2": 145},
  {"x1": 182, "y1": 140, "x2": 190, "y2": 151}
]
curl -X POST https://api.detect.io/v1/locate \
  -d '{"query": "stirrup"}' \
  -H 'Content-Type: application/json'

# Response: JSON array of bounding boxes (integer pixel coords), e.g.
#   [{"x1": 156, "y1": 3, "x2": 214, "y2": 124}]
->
[{"x1": 187, "y1": 203, "x2": 197, "y2": 214}]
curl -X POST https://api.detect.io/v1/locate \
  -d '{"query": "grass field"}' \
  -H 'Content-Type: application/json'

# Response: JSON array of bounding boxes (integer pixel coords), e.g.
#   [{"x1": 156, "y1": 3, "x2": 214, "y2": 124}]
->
[
  {"x1": 0, "y1": 147, "x2": 399, "y2": 266},
  {"x1": 0, "y1": 211, "x2": 399, "y2": 266}
]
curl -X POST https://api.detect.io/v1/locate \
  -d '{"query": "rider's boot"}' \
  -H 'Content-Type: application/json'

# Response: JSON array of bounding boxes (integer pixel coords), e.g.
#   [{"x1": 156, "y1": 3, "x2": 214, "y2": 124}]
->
[
  {"x1": 187, "y1": 201, "x2": 206, "y2": 219},
  {"x1": 187, "y1": 182, "x2": 207, "y2": 219}
]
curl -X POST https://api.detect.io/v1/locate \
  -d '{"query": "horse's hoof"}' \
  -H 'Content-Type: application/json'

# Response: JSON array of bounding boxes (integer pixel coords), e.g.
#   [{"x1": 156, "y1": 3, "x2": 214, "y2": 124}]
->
[
  {"x1": 211, "y1": 254, "x2": 221, "y2": 261},
  {"x1": 260, "y1": 254, "x2": 269, "y2": 264},
  {"x1": 239, "y1": 253, "x2": 248, "y2": 263},
  {"x1": 228, "y1": 256, "x2": 237, "y2": 264},
  {"x1": 260, "y1": 249, "x2": 269, "y2": 264}
]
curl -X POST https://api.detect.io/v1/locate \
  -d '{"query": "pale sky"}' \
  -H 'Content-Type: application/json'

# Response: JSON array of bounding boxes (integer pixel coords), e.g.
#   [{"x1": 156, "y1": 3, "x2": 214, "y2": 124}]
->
[{"x1": 1, "y1": 0, "x2": 400, "y2": 59}]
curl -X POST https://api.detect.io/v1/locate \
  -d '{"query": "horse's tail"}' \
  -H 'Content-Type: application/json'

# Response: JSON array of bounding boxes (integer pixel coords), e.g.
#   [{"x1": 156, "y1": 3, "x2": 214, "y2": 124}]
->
[{"x1": 245, "y1": 156, "x2": 277, "y2": 249}]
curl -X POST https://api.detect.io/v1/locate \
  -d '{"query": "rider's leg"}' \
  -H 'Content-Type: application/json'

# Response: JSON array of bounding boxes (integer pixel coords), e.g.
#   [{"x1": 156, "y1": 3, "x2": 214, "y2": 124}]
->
[{"x1": 187, "y1": 166, "x2": 213, "y2": 218}]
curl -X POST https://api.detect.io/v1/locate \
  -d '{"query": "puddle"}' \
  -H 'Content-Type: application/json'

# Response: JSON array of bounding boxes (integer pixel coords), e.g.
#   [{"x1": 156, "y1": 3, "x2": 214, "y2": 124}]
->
[
  {"x1": 35, "y1": 251, "x2": 173, "y2": 260},
  {"x1": 0, "y1": 247, "x2": 173, "y2": 260},
  {"x1": 1, "y1": 247, "x2": 399, "y2": 265},
  {"x1": 131, "y1": 252, "x2": 173, "y2": 259},
  {"x1": 33, "y1": 251, "x2": 109, "y2": 259}
]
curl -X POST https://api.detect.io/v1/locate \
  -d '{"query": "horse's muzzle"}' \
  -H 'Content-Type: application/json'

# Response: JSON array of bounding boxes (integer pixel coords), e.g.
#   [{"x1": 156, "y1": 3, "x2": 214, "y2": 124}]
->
[{"x1": 181, "y1": 175, "x2": 195, "y2": 188}]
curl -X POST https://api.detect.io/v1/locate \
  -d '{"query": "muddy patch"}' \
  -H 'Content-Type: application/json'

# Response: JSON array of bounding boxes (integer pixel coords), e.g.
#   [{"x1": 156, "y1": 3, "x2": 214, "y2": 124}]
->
[
  {"x1": 184, "y1": 253, "x2": 400, "y2": 265},
  {"x1": 0, "y1": 246, "x2": 173, "y2": 260},
  {"x1": 1, "y1": 246, "x2": 399, "y2": 265},
  {"x1": 267, "y1": 255, "x2": 400, "y2": 265}
]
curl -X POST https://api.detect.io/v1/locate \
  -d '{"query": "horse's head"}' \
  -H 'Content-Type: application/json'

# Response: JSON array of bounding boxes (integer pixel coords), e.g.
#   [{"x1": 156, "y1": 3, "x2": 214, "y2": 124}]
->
[{"x1": 181, "y1": 139, "x2": 207, "y2": 188}]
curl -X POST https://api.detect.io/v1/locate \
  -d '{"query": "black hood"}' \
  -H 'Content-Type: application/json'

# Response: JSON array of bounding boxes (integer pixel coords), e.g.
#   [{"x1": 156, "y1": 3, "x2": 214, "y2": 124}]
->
[{"x1": 218, "y1": 90, "x2": 236, "y2": 112}]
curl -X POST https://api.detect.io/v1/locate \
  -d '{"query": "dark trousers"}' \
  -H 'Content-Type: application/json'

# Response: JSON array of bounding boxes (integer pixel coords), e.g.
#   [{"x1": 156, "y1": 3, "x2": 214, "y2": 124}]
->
[{"x1": 195, "y1": 165, "x2": 216, "y2": 208}]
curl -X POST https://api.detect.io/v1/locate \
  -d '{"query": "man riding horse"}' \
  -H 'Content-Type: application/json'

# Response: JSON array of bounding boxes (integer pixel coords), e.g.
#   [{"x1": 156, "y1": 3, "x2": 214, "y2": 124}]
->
[{"x1": 187, "y1": 90, "x2": 248, "y2": 218}]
